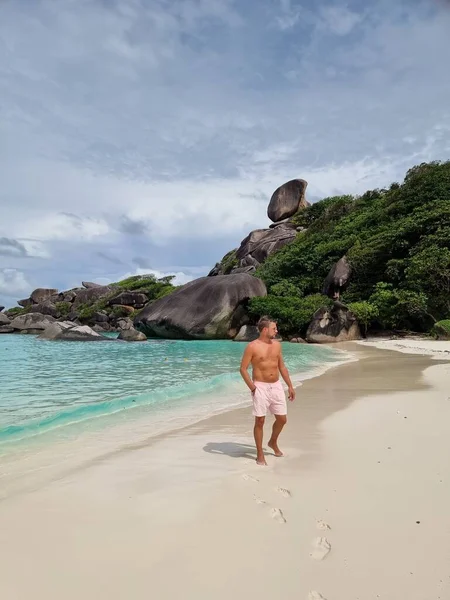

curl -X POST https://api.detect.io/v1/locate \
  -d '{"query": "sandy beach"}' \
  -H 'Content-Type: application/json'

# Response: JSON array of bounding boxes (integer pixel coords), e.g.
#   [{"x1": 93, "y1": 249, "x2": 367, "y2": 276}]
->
[{"x1": 1, "y1": 341, "x2": 450, "y2": 600}]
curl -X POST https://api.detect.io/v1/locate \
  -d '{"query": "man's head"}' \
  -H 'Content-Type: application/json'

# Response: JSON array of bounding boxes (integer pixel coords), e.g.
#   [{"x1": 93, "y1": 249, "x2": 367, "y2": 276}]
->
[{"x1": 257, "y1": 316, "x2": 278, "y2": 339}]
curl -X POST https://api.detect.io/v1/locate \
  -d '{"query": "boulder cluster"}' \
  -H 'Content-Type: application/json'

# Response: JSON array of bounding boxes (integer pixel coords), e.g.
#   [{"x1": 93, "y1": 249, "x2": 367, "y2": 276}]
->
[{"x1": 1, "y1": 281, "x2": 149, "y2": 342}]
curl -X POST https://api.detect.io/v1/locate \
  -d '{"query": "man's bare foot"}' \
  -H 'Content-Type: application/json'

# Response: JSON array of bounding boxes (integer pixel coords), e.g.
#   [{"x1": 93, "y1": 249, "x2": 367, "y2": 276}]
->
[
  {"x1": 268, "y1": 440, "x2": 284, "y2": 457},
  {"x1": 256, "y1": 455, "x2": 268, "y2": 466}
]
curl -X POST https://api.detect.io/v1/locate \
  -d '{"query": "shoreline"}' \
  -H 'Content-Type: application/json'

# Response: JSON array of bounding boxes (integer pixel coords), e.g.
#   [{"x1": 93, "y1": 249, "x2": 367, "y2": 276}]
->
[
  {"x1": 1, "y1": 342, "x2": 450, "y2": 599},
  {"x1": 0, "y1": 342, "x2": 352, "y2": 450}
]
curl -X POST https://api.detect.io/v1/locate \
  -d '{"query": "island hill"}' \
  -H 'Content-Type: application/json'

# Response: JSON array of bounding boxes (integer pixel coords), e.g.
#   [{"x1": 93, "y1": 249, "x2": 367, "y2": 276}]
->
[{"x1": 1, "y1": 160, "x2": 449, "y2": 343}]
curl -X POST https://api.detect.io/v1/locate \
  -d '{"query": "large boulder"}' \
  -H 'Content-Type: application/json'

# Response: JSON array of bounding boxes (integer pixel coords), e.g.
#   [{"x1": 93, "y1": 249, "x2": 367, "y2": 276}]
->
[
  {"x1": 0, "y1": 325, "x2": 14, "y2": 334},
  {"x1": 30, "y1": 288, "x2": 58, "y2": 304},
  {"x1": 233, "y1": 325, "x2": 259, "y2": 342},
  {"x1": 306, "y1": 303, "x2": 361, "y2": 343},
  {"x1": 209, "y1": 223, "x2": 297, "y2": 276},
  {"x1": 29, "y1": 302, "x2": 58, "y2": 318},
  {"x1": 118, "y1": 328, "x2": 147, "y2": 342},
  {"x1": 72, "y1": 285, "x2": 112, "y2": 308},
  {"x1": 116, "y1": 317, "x2": 134, "y2": 331},
  {"x1": 0, "y1": 312, "x2": 11, "y2": 325},
  {"x1": 267, "y1": 179, "x2": 309, "y2": 223},
  {"x1": 323, "y1": 256, "x2": 352, "y2": 299},
  {"x1": 109, "y1": 292, "x2": 148, "y2": 307},
  {"x1": 10, "y1": 312, "x2": 56, "y2": 332},
  {"x1": 18, "y1": 298, "x2": 32, "y2": 308},
  {"x1": 135, "y1": 273, "x2": 267, "y2": 340},
  {"x1": 38, "y1": 322, "x2": 107, "y2": 341}
]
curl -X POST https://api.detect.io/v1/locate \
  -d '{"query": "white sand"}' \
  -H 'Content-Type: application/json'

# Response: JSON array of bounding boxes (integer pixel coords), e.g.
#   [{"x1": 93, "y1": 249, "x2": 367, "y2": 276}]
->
[{"x1": 1, "y1": 342, "x2": 450, "y2": 600}]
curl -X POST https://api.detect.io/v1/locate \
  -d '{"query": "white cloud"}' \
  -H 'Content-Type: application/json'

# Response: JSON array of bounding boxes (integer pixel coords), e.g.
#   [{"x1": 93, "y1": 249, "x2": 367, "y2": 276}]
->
[
  {"x1": 319, "y1": 5, "x2": 362, "y2": 36},
  {"x1": 0, "y1": 269, "x2": 32, "y2": 298}
]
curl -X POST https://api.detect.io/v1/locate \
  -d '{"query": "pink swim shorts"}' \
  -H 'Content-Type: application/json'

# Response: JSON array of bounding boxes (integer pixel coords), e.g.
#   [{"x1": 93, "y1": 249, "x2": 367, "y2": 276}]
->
[{"x1": 252, "y1": 380, "x2": 287, "y2": 417}]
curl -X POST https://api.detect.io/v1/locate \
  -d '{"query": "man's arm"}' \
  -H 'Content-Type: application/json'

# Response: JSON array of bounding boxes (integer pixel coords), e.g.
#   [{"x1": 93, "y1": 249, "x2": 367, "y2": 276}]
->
[
  {"x1": 278, "y1": 347, "x2": 295, "y2": 401},
  {"x1": 240, "y1": 344, "x2": 256, "y2": 393}
]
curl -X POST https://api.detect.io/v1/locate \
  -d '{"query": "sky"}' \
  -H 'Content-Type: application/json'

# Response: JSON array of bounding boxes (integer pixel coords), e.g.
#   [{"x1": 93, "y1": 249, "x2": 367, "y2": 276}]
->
[{"x1": 1, "y1": 0, "x2": 450, "y2": 307}]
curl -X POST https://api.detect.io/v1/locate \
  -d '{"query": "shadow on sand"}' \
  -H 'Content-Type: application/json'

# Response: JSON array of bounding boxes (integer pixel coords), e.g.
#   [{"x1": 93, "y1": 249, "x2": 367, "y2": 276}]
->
[{"x1": 203, "y1": 441, "x2": 256, "y2": 461}]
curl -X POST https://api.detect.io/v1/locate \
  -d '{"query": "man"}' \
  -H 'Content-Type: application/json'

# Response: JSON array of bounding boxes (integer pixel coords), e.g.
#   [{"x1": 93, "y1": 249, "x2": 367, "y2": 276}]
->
[{"x1": 239, "y1": 316, "x2": 295, "y2": 466}]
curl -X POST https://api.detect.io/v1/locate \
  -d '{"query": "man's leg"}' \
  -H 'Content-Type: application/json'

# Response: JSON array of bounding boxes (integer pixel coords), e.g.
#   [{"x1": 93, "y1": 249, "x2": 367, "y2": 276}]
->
[
  {"x1": 254, "y1": 416, "x2": 267, "y2": 465},
  {"x1": 268, "y1": 414, "x2": 287, "y2": 457}
]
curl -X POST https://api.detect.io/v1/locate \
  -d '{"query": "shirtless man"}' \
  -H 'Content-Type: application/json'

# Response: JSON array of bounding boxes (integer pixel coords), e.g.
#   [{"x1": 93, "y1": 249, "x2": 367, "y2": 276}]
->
[{"x1": 239, "y1": 316, "x2": 295, "y2": 466}]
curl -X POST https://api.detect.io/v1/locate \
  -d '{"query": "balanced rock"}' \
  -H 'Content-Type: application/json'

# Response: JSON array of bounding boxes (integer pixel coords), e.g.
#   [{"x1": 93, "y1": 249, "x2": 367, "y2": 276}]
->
[
  {"x1": 10, "y1": 312, "x2": 56, "y2": 332},
  {"x1": 0, "y1": 312, "x2": 11, "y2": 325},
  {"x1": 118, "y1": 328, "x2": 147, "y2": 342},
  {"x1": 30, "y1": 288, "x2": 58, "y2": 304},
  {"x1": 135, "y1": 273, "x2": 267, "y2": 340},
  {"x1": 323, "y1": 256, "x2": 352, "y2": 299},
  {"x1": 306, "y1": 303, "x2": 361, "y2": 344},
  {"x1": 267, "y1": 179, "x2": 308, "y2": 223}
]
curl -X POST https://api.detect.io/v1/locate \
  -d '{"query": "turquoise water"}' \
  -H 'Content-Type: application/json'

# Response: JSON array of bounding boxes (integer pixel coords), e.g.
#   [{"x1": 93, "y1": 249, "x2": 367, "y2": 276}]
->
[{"x1": 0, "y1": 334, "x2": 346, "y2": 446}]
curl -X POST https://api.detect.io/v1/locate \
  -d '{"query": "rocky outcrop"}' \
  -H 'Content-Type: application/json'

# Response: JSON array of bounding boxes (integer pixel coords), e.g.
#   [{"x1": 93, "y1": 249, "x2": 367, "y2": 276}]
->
[
  {"x1": 306, "y1": 303, "x2": 361, "y2": 343},
  {"x1": 30, "y1": 288, "x2": 58, "y2": 304},
  {"x1": 135, "y1": 273, "x2": 267, "y2": 340},
  {"x1": 209, "y1": 223, "x2": 298, "y2": 276},
  {"x1": 72, "y1": 285, "x2": 112, "y2": 308},
  {"x1": 109, "y1": 292, "x2": 148, "y2": 308},
  {"x1": 18, "y1": 298, "x2": 32, "y2": 308},
  {"x1": 117, "y1": 317, "x2": 134, "y2": 331},
  {"x1": 0, "y1": 325, "x2": 14, "y2": 333},
  {"x1": 233, "y1": 325, "x2": 259, "y2": 342},
  {"x1": 10, "y1": 313, "x2": 56, "y2": 332},
  {"x1": 29, "y1": 302, "x2": 58, "y2": 318},
  {"x1": 38, "y1": 322, "x2": 107, "y2": 341},
  {"x1": 323, "y1": 256, "x2": 352, "y2": 300},
  {"x1": 267, "y1": 179, "x2": 309, "y2": 223},
  {"x1": 82, "y1": 281, "x2": 102, "y2": 289},
  {"x1": 118, "y1": 328, "x2": 147, "y2": 342},
  {"x1": 0, "y1": 312, "x2": 11, "y2": 325}
]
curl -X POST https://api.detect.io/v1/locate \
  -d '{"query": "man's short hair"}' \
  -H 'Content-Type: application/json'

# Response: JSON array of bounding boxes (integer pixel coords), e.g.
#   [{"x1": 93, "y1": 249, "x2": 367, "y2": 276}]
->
[{"x1": 257, "y1": 315, "x2": 274, "y2": 332}]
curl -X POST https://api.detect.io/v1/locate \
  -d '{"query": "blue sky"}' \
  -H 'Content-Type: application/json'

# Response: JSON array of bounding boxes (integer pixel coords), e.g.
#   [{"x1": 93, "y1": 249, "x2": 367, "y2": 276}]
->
[{"x1": 1, "y1": 0, "x2": 449, "y2": 307}]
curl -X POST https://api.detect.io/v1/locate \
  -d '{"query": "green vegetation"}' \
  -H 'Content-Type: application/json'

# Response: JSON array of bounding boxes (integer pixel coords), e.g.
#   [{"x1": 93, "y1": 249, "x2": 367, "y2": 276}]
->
[
  {"x1": 5, "y1": 306, "x2": 29, "y2": 318},
  {"x1": 112, "y1": 274, "x2": 175, "y2": 301},
  {"x1": 55, "y1": 301, "x2": 71, "y2": 318},
  {"x1": 249, "y1": 161, "x2": 450, "y2": 335},
  {"x1": 431, "y1": 320, "x2": 450, "y2": 339}
]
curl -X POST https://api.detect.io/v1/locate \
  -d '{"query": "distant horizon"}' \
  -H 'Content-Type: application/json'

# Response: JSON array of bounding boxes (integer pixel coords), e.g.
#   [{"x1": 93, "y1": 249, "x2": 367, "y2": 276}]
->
[{"x1": 1, "y1": 0, "x2": 450, "y2": 307}]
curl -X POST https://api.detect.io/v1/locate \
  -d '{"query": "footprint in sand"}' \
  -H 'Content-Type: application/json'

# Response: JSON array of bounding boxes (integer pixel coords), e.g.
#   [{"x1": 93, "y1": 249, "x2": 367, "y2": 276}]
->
[
  {"x1": 242, "y1": 474, "x2": 259, "y2": 483},
  {"x1": 316, "y1": 520, "x2": 331, "y2": 530},
  {"x1": 310, "y1": 537, "x2": 331, "y2": 560},
  {"x1": 270, "y1": 507, "x2": 286, "y2": 524},
  {"x1": 275, "y1": 487, "x2": 292, "y2": 498},
  {"x1": 308, "y1": 592, "x2": 327, "y2": 600},
  {"x1": 253, "y1": 494, "x2": 266, "y2": 505}
]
